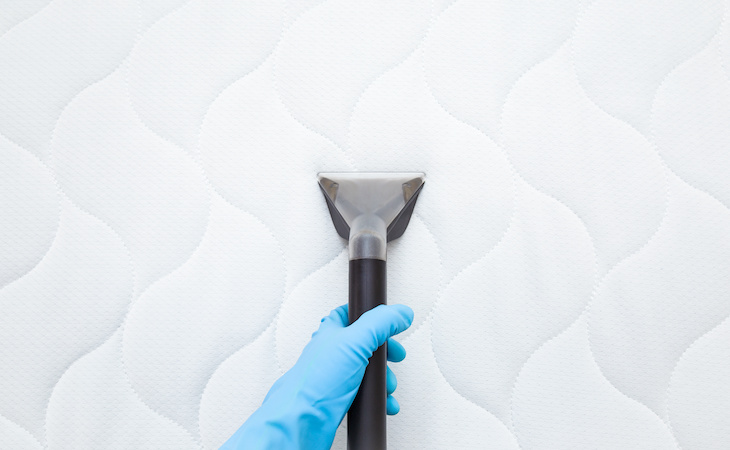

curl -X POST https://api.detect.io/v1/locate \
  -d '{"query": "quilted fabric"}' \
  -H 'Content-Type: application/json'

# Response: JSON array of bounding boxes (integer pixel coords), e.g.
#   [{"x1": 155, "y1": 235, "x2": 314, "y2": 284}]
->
[{"x1": 1, "y1": 0, "x2": 730, "y2": 448}]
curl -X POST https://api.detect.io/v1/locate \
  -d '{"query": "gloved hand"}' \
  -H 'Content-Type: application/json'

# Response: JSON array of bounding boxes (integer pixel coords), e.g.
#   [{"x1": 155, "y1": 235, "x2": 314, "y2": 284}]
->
[{"x1": 221, "y1": 303, "x2": 414, "y2": 450}]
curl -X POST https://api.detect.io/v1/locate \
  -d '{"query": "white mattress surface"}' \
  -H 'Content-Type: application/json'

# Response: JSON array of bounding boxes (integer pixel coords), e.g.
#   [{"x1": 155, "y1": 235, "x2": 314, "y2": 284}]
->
[{"x1": 2, "y1": 1, "x2": 730, "y2": 448}]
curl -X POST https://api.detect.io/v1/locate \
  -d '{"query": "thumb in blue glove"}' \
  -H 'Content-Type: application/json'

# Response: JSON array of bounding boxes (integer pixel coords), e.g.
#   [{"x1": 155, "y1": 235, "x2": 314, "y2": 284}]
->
[{"x1": 221, "y1": 303, "x2": 414, "y2": 450}]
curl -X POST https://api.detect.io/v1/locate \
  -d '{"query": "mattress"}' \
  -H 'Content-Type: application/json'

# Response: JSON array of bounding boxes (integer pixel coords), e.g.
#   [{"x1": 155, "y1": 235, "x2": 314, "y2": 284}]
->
[{"x1": 1, "y1": 0, "x2": 729, "y2": 448}]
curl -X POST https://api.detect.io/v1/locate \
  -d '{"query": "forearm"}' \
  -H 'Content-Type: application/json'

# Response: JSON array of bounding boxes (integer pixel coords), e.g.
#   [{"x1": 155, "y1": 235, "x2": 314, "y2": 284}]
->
[{"x1": 221, "y1": 392, "x2": 339, "y2": 450}]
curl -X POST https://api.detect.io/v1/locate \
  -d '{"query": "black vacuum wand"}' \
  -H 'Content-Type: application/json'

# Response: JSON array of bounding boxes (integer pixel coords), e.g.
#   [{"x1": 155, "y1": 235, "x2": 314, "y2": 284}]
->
[{"x1": 318, "y1": 172, "x2": 425, "y2": 450}]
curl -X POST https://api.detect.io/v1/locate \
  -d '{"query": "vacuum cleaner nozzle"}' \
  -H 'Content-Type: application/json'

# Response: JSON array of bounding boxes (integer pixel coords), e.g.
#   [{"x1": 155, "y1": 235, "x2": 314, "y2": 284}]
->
[
  {"x1": 317, "y1": 172, "x2": 425, "y2": 261},
  {"x1": 317, "y1": 172, "x2": 424, "y2": 449}
]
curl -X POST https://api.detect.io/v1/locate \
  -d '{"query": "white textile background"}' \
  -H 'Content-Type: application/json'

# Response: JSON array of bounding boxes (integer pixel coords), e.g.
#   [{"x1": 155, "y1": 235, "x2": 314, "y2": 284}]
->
[{"x1": 1, "y1": 0, "x2": 730, "y2": 448}]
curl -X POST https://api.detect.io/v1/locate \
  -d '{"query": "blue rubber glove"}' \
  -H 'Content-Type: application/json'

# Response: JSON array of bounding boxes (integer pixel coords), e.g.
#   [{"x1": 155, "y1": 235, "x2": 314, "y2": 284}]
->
[{"x1": 221, "y1": 303, "x2": 414, "y2": 450}]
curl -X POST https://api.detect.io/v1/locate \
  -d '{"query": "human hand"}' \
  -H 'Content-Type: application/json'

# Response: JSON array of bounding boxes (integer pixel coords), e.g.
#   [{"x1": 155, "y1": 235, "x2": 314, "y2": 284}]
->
[{"x1": 221, "y1": 303, "x2": 414, "y2": 450}]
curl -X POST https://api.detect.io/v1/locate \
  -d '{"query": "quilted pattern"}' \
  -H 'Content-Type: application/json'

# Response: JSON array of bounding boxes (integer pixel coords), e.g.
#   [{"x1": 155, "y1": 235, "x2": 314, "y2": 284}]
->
[{"x1": 1, "y1": 1, "x2": 729, "y2": 448}]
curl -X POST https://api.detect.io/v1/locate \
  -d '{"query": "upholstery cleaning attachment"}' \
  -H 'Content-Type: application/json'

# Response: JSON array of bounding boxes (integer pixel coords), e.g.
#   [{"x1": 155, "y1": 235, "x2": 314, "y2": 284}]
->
[{"x1": 318, "y1": 172, "x2": 425, "y2": 450}]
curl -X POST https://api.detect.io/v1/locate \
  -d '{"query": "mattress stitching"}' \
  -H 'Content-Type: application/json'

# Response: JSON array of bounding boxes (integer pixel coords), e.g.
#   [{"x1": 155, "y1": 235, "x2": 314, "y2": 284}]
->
[
  {"x1": 414, "y1": 3, "x2": 542, "y2": 418},
  {"x1": 647, "y1": 5, "x2": 730, "y2": 446},
  {"x1": 502, "y1": 193, "x2": 598, "y2": 442},
  {"x1": 424, "y1": 210, "x2": 519, "y2": 436},
  {"x1": 344, "y1": 46, "x2": 421, "y2": 153},
  {"x1": 400, "y1": 212, "x2": 447, "y2": 339},
  {"x1": 191, "y1": 181, "x2": 288, "y2": 347},
  {"x1": 343, "y1": 2, "x2": 435, "y2": 154},
  {"x1": 44, "y1": 109, "x2": 144, "y2": 450},
  {"x1": 121, "y1": 3, "x2": 217, "y2": 444},
  {"x1": 121, "y1": 4, "x2": 220, "y2": 442},
  {"x1": 188, "y1": 1, "x2": 332, "y2": 403},
  {"x1": 0, "y1": 130, "x2": 61, "y2": 293},
  {"x1": 648, "y1": 31, "x2": 730, "y2": 214},
  {"x1": 419, "y1": 0, "x2": 526, "y2": 442},
  {"x1": 582, "y1": 208, "x2": 674, "y2": 444},
  {"x1": 0, "y1": 98, "x2": 119, "y2": 448},
  {"x1": 498, "y1": 53, "x2": 606, "y2": 439},
  {"x1": 490, "y1": 1, "x2": 670, "y2": 441},
  {"x1": 119, "y1": 20, "x2": 293, "y2": 436},
  {"x1": 419, "y1": 2, "x2": 608, "y2": 443},
  {"x1": 40, "y1": 41, "x2": 201, "y2": 450},
  {"x1": 270, "y1": 0, "x2": 357, "y2": 170},
  {"x1": 269, "y1": 246, "x2": 344, "y2": 369},
  {"x1": 117, "y1": 73, "x2": 215, "y2": 450},
  {"x1": 0, "y1": 411, "x2": 44, "y2": 449},
  {"x1": 665, "y1": 314, "x2": 730, "y2": 448},
  {"x1": 196, "y1": 318, "x2": 279, "y2": 448},
  {"x1": 35, "y1": 171, "x2": 136, "y2": 448},
  {"x1": 420, "y1": 0, "x2": 520, "y2": 285},
  {"x1": 117, "y1": 196, "x2": 213, "y2": 447},
  {"x1": 657, "y1": 0, "x2": 730, "y2": 396},
  {"x1": 56, "y1": 31, "x2": 292, "y2": 443},
  {"x1": 419, "y1": 196, "x2": 516, "y2": 334},
  {"x1": 571, "y1": 0, "x2": 675, "y2": 431},
  {"x1": 0, "y1": 0, "x2": 56, "y2": 43},
  {"x1": 188, "y1": 4, "x2": 295, "y2": 423},
  {"x1": 180, "y1": 1, "x2": 332, "y2": 431},
  {"x1": 508, "y1": 310, "x2": 585, "y2": 436},
  {"x1": 0, "y1": 3, "x2": 140, "y2": 164},
  {"x1": 573, "y1": 0, "x2": 728, "y2": 410},
  {"x1": 196, "y1": 314, "x2": 282, "y2": 447},
  {"x1": 653, "y1": 130, "x2": 730, "y2": 447},
  {"x1": 33, "y1": 0, "x2": 211, "y2": 445},
  {"x1": 197, "y1": 247, "x2": 344, "y2": 425},
  {"x1": 198, "y1": 247, "x2": 347, "y2": 446},
  {"x1": 193, "y1": 2, "x2": 287, "y2": 161},
  {"x1": 425, "y1": 312, "x2": 522, "y2": 449},
  {"x1": 565, "y1": 1, "x2": 722, "y2": 446},
  {"x1": 718, "y1": 2, "x2": 730, "y2": 82}
]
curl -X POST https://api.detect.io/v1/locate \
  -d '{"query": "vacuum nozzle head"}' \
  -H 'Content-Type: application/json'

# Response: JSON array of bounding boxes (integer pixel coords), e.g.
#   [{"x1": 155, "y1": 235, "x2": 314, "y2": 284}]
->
[{"x1": 318, "y1": 172, "x2": 425, "y2": 260}]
